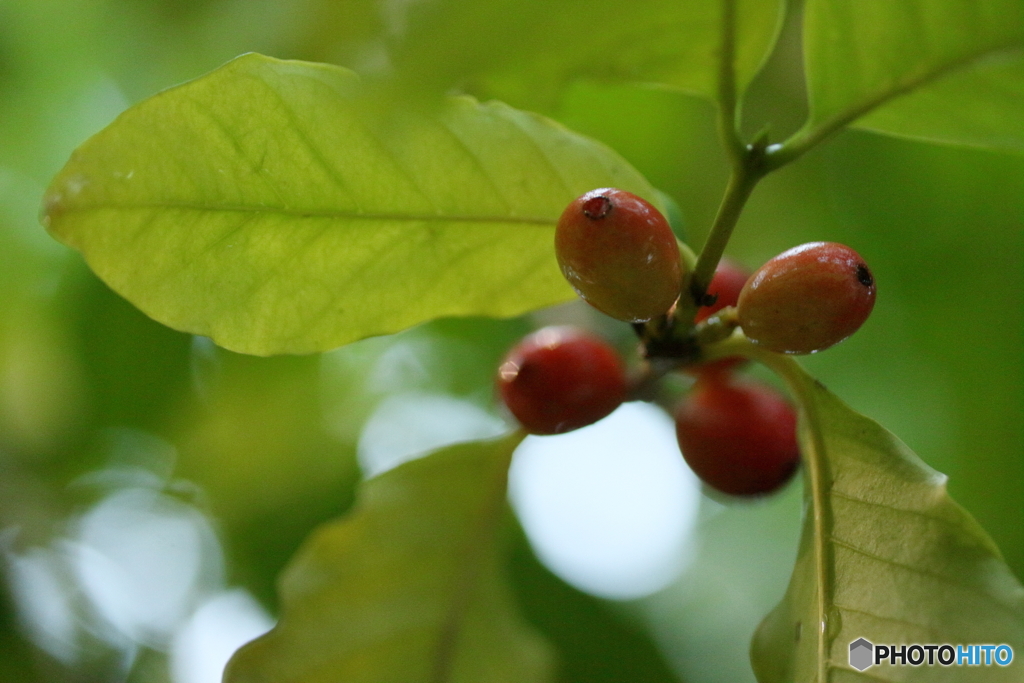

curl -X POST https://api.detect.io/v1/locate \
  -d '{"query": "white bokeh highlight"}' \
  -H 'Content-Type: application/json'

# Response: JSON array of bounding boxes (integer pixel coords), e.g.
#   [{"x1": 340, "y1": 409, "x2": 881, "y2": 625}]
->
[
  {"x1": 70, "y1": 487, "x2": 223, "y2": 647},
  {"x1": 170, "y1": 589, "x2": 274, "y2": 683},
  {"x1": 4, "y1": 544, "x2": 78, "y2": 664},
  {"x1": 358, "y1": 391, "x2": 508, "y2": 478},
  {"x1": 509, "y1": 402, "x2": 701, "y2": 600}
]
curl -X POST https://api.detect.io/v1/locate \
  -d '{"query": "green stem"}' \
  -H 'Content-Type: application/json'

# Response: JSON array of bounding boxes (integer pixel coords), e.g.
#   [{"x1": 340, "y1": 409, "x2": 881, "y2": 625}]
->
[
  {"x1": 677, "y1": 160, "x2": 764, "y2": 326},
  {"x1": 693, "y1": 164, "x2": 760, "y2": 293},
  {"x1": 718, "y1": 0, "x2": 745, "y2": 164},
  {"x1": 675, "y1": 0, "x2": 768, "y2": 323},
  {"x1": 703, "y1": 329, "x2": 808, "y2": 393}
]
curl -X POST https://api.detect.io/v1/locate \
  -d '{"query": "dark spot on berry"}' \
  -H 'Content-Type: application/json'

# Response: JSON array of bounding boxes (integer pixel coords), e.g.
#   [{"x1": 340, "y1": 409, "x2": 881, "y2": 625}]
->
[
  {"x1": 856, "y1": 264, "x2": 873, "y2": 287},
  {"x1": 701, "y1": 292, "x2": 719, "y2": 308},
  {"x1": 582, "y1": 195, "x2": 613, "y2": 220}
]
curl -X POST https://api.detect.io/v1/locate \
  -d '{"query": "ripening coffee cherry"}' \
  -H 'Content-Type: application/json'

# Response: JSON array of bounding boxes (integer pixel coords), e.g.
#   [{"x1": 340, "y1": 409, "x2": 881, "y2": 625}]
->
[
  {"x1": 555, "y1": 188, "x2": 683, "y2": 322},
  {"x1": 737, "y1": 242, "x2": 876, "y2": 354},
  {"x1": 497, "y1": 326, "x2": 627, "y2": 435},
  {"x1": 675, "y1": 374, "x2": 799, "y2": 497},
  {"x1": 694, "y1": 257, "x2": 749, "y2": 323}
]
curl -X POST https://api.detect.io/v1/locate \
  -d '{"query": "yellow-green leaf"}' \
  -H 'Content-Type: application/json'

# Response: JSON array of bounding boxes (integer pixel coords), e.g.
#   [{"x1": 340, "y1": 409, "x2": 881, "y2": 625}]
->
[
  {"x1": 749, "y1": 357, "x2": 1024, "y2": 682},
  {"x1": 801, "y1": 0, "x2": 1024, "y2": 151},
  {"x1": 387, "y1": 0, "x2": 784, "y2": 110},
  {"x1": 225, "y1": 433, "x2": 553, "y2": 683},
  {"x1": 42, "y1": 53, "x2": 656, "y2": 355}
]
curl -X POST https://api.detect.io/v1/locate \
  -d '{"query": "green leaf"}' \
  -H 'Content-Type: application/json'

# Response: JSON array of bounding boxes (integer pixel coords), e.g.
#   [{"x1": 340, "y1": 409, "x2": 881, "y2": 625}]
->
[
  {"x1": 41, "y1": 53, "x2": 656, "y2": 356},
  {"x1": 388, "y1": 0, "x2": 784, "y2": 111},
  {"x1": 224, "y1": 433, "x2": 554, "y2": 683},
  {"x1": 749, "y1": 359, "x2": 1024, "y2": 682},
  {"x1": 801, "y1": 0, "x2": 1024, "y2": 151},
  {"x1": 855, "y1": 55, "x2": 1024, "y2": 152}
]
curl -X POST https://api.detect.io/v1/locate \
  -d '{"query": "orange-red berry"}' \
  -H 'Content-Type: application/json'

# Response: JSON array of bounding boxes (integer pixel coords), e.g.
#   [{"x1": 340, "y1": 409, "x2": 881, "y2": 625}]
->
[
  {"x1": 555, "y1": 188, "x2": 683, "y2": 322},
  {"x1": 675, "y1": 375, "x2": 799, "y2": 497},
  {"x1": 497, "y1": 326, "x2": 627, "y2": 435},
  {"x1": 737, "y1": 242, "x2": 876, "y2": 354}
]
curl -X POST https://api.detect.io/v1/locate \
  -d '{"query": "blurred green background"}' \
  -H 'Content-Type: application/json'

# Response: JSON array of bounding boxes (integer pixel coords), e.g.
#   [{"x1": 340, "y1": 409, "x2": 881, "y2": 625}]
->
[{"x1": 0, "y1": 1, "x2": 1020, "y2": 682}]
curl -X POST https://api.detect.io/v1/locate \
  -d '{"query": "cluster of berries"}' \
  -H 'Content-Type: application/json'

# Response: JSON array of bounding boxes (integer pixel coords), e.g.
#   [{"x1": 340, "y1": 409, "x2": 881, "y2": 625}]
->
[{"x1": 497, "y1": 189, "x2": 876, "y2": 497}]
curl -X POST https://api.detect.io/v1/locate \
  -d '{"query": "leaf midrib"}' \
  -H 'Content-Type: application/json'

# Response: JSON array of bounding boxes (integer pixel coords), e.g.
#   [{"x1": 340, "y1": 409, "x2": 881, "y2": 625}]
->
[
  {"x1": 813, "y1": 41, "x2": 1024, "y2": 134},
  {"x1": 798, "y1": 375, "x2": 835, "y2": 683},
  {"x1": 50, "y1": 202, "x2": 556, "y2": 226}
]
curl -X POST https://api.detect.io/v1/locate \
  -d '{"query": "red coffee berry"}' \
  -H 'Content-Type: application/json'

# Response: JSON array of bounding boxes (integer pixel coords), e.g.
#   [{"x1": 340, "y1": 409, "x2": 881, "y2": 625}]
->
[
  {"x1": 737, "y1": 242, "x2": 876, "y2": 354},
  {"x1": 691, "y1": 257, "x2": 750, "y2": 373},
  {"x1": 555, "y1": 188, "x2": 683, "y2": 322},
  {"x1": 675, "y1": 374, "x2": 799, "y2": 497},
  {"x1": 497, "y1": 326, "x2": 627, "y2": 435},
  {"x1": 695, "y1": 257, "x2": 749, "y2": 323}
]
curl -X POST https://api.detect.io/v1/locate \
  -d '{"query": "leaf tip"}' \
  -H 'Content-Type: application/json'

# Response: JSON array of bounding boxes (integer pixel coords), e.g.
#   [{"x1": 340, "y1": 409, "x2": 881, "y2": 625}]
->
[
  {"x1": 42, "y1": 171, "x2": 89, "y2": 221},
  {"x1": 40, "y1": 187, "x2": 72, "y2": 235}
]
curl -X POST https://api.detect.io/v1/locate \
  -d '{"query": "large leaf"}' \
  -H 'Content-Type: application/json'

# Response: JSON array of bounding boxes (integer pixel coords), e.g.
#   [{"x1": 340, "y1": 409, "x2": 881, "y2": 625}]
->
[
  {"x1": 41, "y1": 53, "x2": 656, "y2": 355},
  {"x1": 749, "y1": 357, "x2": 1024, "y2": 682},
  {"x1": 801, "y1": 0, "x2": 1024, "y2": 151},
  {"x1": 387, "y1": 0, "x2": 784, "y2": 111},
  {"x1": 224, "y1": 433, "x2": 553, "y2": 683}
]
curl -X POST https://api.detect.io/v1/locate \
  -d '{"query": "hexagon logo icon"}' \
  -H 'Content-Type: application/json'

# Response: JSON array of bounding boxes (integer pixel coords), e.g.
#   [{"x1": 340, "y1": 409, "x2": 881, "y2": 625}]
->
[{"x1": 850, "y1": 638, "x2": 874, "y2": 671}]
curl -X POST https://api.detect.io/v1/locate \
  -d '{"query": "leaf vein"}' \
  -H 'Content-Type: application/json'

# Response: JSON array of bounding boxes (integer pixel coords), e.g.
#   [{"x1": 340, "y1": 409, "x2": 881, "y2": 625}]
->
[
  {"x1": 184, "y1": 92, "x2": 291, "y2": 208},
  {"x1": 434, "y1": 113, "x2": 513, "y2": 215},
  {"x1": 229, "y1": 220, "x2": 337, "y2": 317},
  {"x1": 829, "y1": 536, "x2": 1019, "y2": 612},
  {"x1": 259, "y1": 76, "x2": 364, "y2": 212},
  {"x1": 347, "y1": 108, "x2": 443, "y2": 215},
  {"x1": 830, "y1": 489, "x2": 952, "y2": 524},
  {"x1": 58, "y1": 202, "x2": 555, "y2": 226},
  {"x1": 830, "y1": 603, "x2": 943, "y2": 640},
  {"x1": 287, "y1": 231, "x2": 411, "y2": 344},
  {"x1": 503, "y1": 111, "x2": 576, "y2": 200}
]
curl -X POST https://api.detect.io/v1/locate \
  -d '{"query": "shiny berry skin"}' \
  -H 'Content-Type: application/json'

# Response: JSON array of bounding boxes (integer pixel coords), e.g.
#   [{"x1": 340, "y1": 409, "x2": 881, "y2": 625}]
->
[
  {"x1": 555, "y1": 188, "x2": 683, "y2": 322},
  {"x1": 497, "y1": 326, "x2": 627, "y2": 435},
  {"x1": 737, "y1": 242, "x2": 876, "y2": 354},
  {"x1": 675, "y1": 375, "x2": 799, "y2": 497}
]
